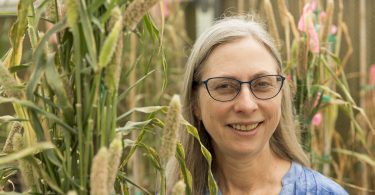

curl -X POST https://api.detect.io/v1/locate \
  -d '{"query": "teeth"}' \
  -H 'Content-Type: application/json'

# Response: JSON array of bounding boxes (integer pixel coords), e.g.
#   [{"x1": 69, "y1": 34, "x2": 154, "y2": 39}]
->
[{"x1": 231, "y1": 123, "x2": 259, "y2": 131}]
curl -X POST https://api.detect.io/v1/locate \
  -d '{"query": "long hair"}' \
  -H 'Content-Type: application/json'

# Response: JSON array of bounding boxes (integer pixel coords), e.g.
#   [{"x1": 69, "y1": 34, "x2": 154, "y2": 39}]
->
[{"x1": 167, "y1": 15, "x2": 310, "y2": 195}]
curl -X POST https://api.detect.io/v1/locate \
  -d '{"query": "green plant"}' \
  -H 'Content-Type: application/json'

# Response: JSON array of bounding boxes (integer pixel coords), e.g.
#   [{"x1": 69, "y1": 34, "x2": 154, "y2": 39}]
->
[{"x1": 0, "y1": 0, "x2": 215, "y2": 194}]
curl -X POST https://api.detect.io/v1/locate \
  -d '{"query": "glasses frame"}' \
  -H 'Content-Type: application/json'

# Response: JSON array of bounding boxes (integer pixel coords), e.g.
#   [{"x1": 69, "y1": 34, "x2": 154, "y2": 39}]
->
[{"x1": 201, "y1": 75, "x2": 286, "y2": 102}]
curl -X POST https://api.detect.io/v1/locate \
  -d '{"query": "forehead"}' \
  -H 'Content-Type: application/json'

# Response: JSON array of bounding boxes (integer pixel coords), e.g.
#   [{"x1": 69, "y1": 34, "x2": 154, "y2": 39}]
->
[{"x1": 201, "y1": 36, "x2": 279, "y2": 79}]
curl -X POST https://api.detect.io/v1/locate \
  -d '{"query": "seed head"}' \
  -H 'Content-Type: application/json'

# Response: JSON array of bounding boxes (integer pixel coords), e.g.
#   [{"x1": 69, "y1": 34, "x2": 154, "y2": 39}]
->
[
  {"x1": 90, "y1": 147, "x2": 109, "y2": 195},
  {"x1": 123, "y1": 0, "x2": 160, "y2": 30},
  {"x1": 0, "y1": 63, "x2": 23, "y2": 98},
  {"x1": 107, "y1": 135, "x2": 123, "y2": 193},
  {"x1": 13, "y1": 132, "x2": 36, "y2": 190},
  {"x1": 172, "y1": 180, "x2": 186, "y2": 195},
  {"x1": 66, "y1": 0, "x2": 78, "y2": 28},
  {"x1": 2, "y1": 122, "x2": 23, "y2": 153},
  {"x1": 104, "y1": 7, "x2": 124, "y2": 93},
  {"x1": 160, "y1": 95, "x2": 181, "y2": 166},
  {"x1": 46, "y1": 0, "x2": 57, "y2": 22},
  {"x1": 67, "y1": 191, "x2": 77, "y2": 195},
  {"x1": 99, "y1": 7, "x2": 123, "y2": 69},
  {"x1": 12, "y1": 132, "x2": 23, "y2": 153}
]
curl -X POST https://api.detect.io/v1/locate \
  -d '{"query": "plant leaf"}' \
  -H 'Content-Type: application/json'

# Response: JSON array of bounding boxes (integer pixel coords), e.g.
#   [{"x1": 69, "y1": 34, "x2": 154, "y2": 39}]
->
[
  {"x1": 117, "y1": 172, "x2": 152, "y2": 195},
  {"x1": 78, "y1": 0, "x2": 97, "y2": 67},
  {"x1": 181, "y1": 118, "x2": 218, "y2": 195},
  {"x1": 137, "y1": 142, "x2": 162, "y2": 170},
  {"x1": 334, "y1": 149, "x2": 375, "y2": 167},
  {"x1": 27, "y1": 19, "x2": 66, "y2": 100},
  {"x1": 0, "y1": 97, "x2": 75, "y2": 134},
  {"x1": 116, "y1": 119, "x2": 153, "y2": 135},
  {"x1": 117, "y1": 70, "x2": 156, "y2": 103},
  {"x1": 117, "y1": 105, "x2": 167, "y2": 122},
  {"x1": 0, "y1": 142, "x2": 54, "y2": 165},
  {"x1": 9, "y1": 0, "x2": 32, "y2": 67},
  {"x1": 176, "y1": 143, "x2": 192, "y2": 195},
  {"x1": 44, "y1": 53, "x2": 74, "y2": 125},
  {"x1": 8, "y1": 64, "x2": 30, "y2": 73}
]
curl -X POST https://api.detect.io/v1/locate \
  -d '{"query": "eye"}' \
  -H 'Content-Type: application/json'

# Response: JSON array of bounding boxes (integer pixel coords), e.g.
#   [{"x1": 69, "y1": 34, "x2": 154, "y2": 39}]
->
[
  {"x1": 255, "y1": 81, "x2": 272, "y2": 87},
  {"x1": 208, "y1": 78, "x2": 239, "y2": 94},
  {"x1": 252, "y1": 77, "x2": 275, "y2": 90},
  {"x1": 215, "y1": 82, "x2": 236, "y2": 90}
]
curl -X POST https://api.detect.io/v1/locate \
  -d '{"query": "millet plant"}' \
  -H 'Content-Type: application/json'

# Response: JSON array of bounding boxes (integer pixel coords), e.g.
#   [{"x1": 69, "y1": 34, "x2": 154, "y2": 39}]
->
[{"x1": 0, "y1": 0, "x2": 215, "y2": 194}]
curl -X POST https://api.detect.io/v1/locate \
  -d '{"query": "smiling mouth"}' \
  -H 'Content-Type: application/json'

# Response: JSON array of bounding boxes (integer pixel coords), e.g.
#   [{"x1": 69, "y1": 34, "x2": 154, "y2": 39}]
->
[{"x1": 229, "y1": 123, "x2": 261, "y2": 131}]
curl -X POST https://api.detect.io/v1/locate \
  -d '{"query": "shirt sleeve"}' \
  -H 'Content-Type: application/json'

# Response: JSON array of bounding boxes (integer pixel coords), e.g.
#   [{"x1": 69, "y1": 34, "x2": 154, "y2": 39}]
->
[
  {"x1": 280, "y1": 162, "x2": 349, "y2": 195},
  {"x1": 308, "y1": 169, "x2": 348, "y2": 195}
]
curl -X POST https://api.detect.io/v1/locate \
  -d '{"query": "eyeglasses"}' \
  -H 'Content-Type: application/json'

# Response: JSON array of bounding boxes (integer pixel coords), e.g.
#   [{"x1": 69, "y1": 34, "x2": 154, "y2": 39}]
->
[{"x1": 201, "y1": 75, "x2": 285, "y2": 102}]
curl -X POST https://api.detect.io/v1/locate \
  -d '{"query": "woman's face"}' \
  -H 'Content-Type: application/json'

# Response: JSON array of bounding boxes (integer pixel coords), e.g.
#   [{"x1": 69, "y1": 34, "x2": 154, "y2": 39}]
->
[{"x1": 195, "y1": 36, "x2": 282, "y2": 158}]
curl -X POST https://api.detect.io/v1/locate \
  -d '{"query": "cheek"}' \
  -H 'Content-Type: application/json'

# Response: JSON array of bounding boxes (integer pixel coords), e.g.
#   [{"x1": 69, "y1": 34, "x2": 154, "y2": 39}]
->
[
  {"x1": 198, "y1": 93, "x2": 226, "y2": 125},
  {"x1": 193, "y1": 89, "x2": 206, "y2": 120},
  {"x1": 263, "y1": 98, "x2": 282, "y2": 122},
  {"x1": 274, "y1": 107, "x2": 282, "y2": 122},
  {"x1": 270, "y1": 101, "x2": 282, "y2": 123}
]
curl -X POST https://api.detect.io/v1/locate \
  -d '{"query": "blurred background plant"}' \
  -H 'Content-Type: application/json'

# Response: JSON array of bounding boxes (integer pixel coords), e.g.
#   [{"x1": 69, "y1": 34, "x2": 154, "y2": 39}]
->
[{"x1": 260, "y1": 0, "x2": 375, "y2": 194}]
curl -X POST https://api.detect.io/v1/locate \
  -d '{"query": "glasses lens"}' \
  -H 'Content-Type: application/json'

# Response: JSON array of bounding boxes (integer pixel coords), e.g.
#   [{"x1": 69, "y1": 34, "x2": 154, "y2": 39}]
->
[
  {"x1": 206, "y1": 78, "x2": 240, "y2": 101},
  {"x1": 250, "y1": 75, "x2": 283, "y2": 99}
]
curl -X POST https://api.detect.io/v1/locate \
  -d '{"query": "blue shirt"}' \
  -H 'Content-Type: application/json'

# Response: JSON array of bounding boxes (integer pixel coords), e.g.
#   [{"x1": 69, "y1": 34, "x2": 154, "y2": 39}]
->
[{"x1": 208, "y1": 161, "x2": 348, "y2": 195}]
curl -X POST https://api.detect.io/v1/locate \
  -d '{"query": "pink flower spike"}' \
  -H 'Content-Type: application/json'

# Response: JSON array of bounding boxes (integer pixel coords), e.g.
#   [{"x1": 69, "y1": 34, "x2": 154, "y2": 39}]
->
[
  {"x1": 304, "y1": 0, "x2": 317, "y2": 13},
  {"x1": 297, "y1": 1, "x2": 320, "y2": 53},
  {"x1": 308, "y1": 26, "x2": 320, "y2": 53},
  {"x1": 298, "y1": 11, "x2": 314, "y2": 33},
  {"x1": 298, "y1": 2, "x2": 315, "y2": 32},
  {"x1": 331, "y1": 25, "x2": 337, "y2": 35},
  {"x1": 163, "y1": 0, "x2": 169, "y2": 17},
  {"x1": 297, "y1": 15, "x2": 306, "y2": 32},
  {"x1": 310, "y1": 0, "x2": 317, "y2": 10},
  {"x1": 370, "y1": 64, "x2": 375, "y2": 85},
  {"x1": 312, "y1": 112, "x2": 322, "y2": 126}
]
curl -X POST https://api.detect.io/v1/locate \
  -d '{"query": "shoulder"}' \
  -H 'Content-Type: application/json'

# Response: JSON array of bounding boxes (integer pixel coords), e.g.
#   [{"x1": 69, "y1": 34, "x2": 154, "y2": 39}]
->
[
  {"x1": 281, "y1": 162, "x2": 348, "y2": 195},
  {"x1": 299, "y1": 165, "x2": 348, "y2": 195}
]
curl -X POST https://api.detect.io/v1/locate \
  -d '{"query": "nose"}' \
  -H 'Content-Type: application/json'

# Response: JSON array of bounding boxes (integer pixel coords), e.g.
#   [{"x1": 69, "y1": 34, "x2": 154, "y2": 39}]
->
[{"x1": 233, "y1": 84, "x2": 258, "y2": 113}]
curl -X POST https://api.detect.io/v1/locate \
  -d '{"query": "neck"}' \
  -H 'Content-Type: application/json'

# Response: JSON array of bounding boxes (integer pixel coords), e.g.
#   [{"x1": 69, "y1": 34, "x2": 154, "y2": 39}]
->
[{"x1": 213, "y1": 143, "x2": 291, "y2": 194}]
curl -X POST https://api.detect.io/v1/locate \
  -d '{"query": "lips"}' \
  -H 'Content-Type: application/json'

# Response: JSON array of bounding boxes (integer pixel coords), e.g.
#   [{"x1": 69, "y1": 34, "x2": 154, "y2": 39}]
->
[{"x1": 229, "y1": 122, "x2": 261, "y2": 131}]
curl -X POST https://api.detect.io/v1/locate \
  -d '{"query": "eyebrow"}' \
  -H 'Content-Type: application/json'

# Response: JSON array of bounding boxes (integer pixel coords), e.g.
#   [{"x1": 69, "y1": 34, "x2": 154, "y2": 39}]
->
[
  {"x1": 250, "y1": 71, "x2": 275, "y2": 78},
  {"x1": 215, "y1": 71, "x2": 277, "y2": 80}
]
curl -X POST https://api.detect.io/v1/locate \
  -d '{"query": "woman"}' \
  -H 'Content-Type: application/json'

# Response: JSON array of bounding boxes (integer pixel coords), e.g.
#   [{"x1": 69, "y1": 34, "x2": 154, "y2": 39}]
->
[{"x1": 168, "y1": 16, "x2": 348, "y2": 195}]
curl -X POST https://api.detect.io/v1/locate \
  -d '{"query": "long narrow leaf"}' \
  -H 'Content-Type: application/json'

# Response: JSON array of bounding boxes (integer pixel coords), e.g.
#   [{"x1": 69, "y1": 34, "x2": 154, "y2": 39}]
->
[
  {"x1": 175, "y1": 143, "x2": 192, "y2": 195},
  {"x1": 0, "y1": 142, "x2": 54, "y2": 165},
  {"x1": 78, "y1": 0, "x2": 97, "y2": 67},
  {"x1": 117, "y1": 172, "x2": 152, "y2": 195},
  {"x1": 334, "y1": 149, "x2": 375, "y2": 167},
  {"x1": 0, "y1": 97, "x2": 75, "y2": 133},
  {"x1": 27, "y1": 19, "x2": 66, "y2": 100},
  {"x1": 116, "y1": 119, "x2": 153, "y2": 135},
  {"x1": 9, "y1": 0, "x2": 32, "y2": 67},
  {"x1": 181, "y1": 119, "x2": 218, "y2": 195},
  {"x1": 45, "y1": 53, "x2": 74, "y2": 125},
  {"x1": 117, "y1": 70, "x2": 156, "y2": 103},
  {"x1": 117, "y1": 105, "x2": 167, "y2": 122},
  {"x1": 137, "y1": 142, "x2": 162, "y2": 171}
]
